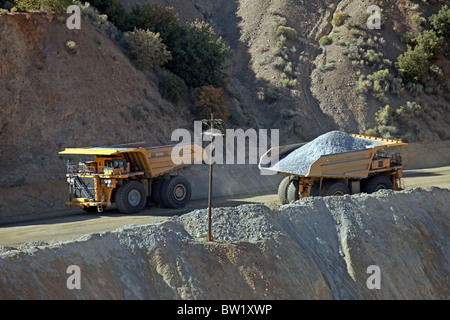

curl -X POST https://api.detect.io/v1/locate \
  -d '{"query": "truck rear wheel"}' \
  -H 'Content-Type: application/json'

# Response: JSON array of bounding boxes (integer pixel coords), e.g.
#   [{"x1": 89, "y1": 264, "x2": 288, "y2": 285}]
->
[
  {"x1": 363, "y1": 175, "x2": 393, "y2": 194},
  {"x1": 116, "y1": 181, "x2": 147, "y2": 214},
  {"x1": 278, "y1": 176, "x2": 290, "y2": 205},
  {"x1": 320, "y1": 182, "x2": 350, "y2": 196},
  {"x1": 160, "y1": 176, "x2": 192, "y2": 209}
]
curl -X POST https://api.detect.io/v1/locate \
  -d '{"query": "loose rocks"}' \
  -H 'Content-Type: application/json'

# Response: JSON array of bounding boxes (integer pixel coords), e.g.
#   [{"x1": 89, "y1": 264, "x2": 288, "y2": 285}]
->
[
  {"x1": 271, "y1": 131, "x2": 384, "y2": 176},
  {"x1": 0, "y1": 187, "x2": 448, "y2": 299}
]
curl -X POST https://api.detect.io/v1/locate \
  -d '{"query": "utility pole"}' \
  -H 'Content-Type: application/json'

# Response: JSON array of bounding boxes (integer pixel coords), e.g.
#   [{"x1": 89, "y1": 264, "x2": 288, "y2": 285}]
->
[{"x1": 202, "y1": 113, "x2": 223, "y2": 242}]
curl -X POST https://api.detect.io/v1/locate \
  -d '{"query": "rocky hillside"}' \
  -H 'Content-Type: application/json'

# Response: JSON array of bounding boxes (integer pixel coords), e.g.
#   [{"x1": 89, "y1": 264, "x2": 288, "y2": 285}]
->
[
  {"x1": 0, "y1": 187, "x2": 448, "y2": 299},
  {"x1": 130, "y1": 0, "x2": 448, "y2": 142}
]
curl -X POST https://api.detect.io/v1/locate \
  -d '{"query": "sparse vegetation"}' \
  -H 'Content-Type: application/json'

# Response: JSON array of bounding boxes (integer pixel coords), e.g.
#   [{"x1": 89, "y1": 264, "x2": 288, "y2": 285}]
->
[
  {"x1": 331, "y1": 12, "x2": 350, "y2": 26},
  {"x1": 14, "y1": 0, "x2": 72, "y2": 12},
  {"x1": 65, "y1": 40, "x2": 78, "y2": 54},
  {"x1": 373, "y1": 102, "x2": 428, "y2": 141},
  {"x1": 366, "y1": 99, "x2": 449, "y2": 142},
  {"x1": 319, "y1": 35, "x2": 332, "y2": 46},
  {"x1": 276, "y1": 26, "x2": 298, "y2": 40}
]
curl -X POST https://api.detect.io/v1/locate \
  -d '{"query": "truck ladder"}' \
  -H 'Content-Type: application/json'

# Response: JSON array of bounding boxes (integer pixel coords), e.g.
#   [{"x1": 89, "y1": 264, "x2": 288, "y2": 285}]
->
[{"x1": 74, "y1": 176, "x2": 95, "y2": 201}]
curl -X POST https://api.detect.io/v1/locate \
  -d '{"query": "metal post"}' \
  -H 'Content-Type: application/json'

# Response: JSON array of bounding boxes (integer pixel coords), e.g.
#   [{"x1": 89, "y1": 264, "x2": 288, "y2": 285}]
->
[
  {"x1": 207, "y1": 113, "x2": 214, "y2": 242},
  {"x1": 202, "y1": 113, "x2": 223, "y2": 242}
]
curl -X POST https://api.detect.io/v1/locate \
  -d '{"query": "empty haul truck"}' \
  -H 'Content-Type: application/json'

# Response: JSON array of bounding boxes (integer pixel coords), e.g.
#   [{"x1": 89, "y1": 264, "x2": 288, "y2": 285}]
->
[{"x1": 59, "y1": 142, "x2": 204, "y2": 213}]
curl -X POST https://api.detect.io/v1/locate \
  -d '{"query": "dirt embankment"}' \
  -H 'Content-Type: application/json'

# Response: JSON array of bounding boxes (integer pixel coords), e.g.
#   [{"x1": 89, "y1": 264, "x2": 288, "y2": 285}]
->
[{"x1": 0, "y1": 187, "x2": 448, "y2": 299}]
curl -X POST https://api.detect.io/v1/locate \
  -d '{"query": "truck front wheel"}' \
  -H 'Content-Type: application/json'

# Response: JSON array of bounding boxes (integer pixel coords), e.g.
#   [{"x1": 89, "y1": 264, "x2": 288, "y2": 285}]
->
[
  {"x1": 286, "y1": 179, "x2": 300, "y2": 203},
  {"x1": 278, "y1": 176, "x2": 291, "y2": 205},
  {"x1": 362, "y1": 175, "x2": 393, "y2": 194},
  {"x1": 320, "y1": 182, "x2": 350, "y2": 196},
  {"x1": 116, "y1": 181, "x2": 147, "y2": 214}
]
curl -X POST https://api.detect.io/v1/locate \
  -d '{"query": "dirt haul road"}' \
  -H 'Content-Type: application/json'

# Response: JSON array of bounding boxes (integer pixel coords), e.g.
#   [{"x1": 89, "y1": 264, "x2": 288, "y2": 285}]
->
[{"x1": 0, "y1": 166, "x2": 449, "y2": 247}]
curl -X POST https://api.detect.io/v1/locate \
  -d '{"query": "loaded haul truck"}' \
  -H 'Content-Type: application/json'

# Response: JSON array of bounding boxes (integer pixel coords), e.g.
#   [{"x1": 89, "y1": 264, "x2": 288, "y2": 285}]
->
[
  {"x1": 59, "y1": 143, "x2": 204, "y2": 213},
  {"x1": 259, "y1": 131, "x2": 407, "y2": 204}
]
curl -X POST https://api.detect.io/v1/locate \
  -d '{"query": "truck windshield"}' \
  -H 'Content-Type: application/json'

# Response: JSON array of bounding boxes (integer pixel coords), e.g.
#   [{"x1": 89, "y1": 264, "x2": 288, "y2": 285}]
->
[{"x1": 105, "y1": 159, "x2": 127, "y2": 169}]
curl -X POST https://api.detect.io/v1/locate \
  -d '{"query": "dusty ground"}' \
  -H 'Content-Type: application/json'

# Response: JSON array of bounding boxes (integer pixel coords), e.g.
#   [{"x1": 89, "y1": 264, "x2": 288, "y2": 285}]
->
[{"x1": 1, "y1": 165, "x2": 449, "y2": 247}]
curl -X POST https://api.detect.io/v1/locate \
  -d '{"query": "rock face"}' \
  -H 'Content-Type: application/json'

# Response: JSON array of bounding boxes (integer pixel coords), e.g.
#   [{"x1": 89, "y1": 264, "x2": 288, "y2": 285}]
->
[{"x1": 0, "y1": 187, "x2": 448, "y2": 299}]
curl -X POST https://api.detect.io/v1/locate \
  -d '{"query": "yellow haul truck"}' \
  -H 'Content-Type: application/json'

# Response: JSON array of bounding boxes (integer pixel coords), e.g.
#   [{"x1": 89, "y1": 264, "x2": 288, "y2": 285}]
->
[
  {"x1": 59, "y1": 143, "x2": 204, "y2": 213},
  {"x1": 259, "y1": 134, "x2": 407, "y2": 204}
]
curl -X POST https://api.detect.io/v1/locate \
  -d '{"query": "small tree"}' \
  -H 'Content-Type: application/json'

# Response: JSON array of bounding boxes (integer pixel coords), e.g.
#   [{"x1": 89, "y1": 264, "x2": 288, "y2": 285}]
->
[
  {"x1": 166, "y1": 20, "x2": 230, "y2": 88},
  {"x1": 193, "y1": 85, "x2": 230, "y2": 122},
  {"x1": 124, "y1": 28, "x2": 171, "y2": 70},
  {"x1": 128, "y1": 3, "x2": 180, "y2": 39}
]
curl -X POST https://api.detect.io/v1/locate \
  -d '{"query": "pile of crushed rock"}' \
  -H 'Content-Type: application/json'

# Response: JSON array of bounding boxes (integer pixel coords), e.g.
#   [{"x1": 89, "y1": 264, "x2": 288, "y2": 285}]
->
[
  {"x1": 270, "y1": 131, "x2": 384, "y2": 176},
  {"x1": 0, "y1": 187, "x2": 448, "y2": 299}
]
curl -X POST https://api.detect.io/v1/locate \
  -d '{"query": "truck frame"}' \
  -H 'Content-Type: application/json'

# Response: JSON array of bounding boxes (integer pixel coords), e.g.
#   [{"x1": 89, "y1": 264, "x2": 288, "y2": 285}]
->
[
  {"x1": 59, "y1": 142, "x2": 204, "y2": 213},
  {"x1": 259, "y1": 134, "x2": 407, "y2": 204}
]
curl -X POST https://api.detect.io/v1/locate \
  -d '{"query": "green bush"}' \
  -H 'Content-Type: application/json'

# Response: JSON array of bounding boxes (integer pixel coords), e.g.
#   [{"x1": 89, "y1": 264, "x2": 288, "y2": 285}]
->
[
  {"x1": 415, "y1": 30, "x2": 444, "y2": 55},
  {"x1": 158, "y1": 70, "x2": 187, "y2": 103},
  {"x1": 400, "y1": 31, "x2": 416, "y2": 45},
  {"x1": 166, "y1": 20, "x2": 229, "y2": 88},
  {"x1": 411, "y1": 14, "x2": 426, "y2": 26},
  {"x1": 429, "y1": 4, "x2": 450, "y2": 37},
  {"x1": 319, "y1": 35, "x2": 332, "y2": 46},
  {"x1": 276, "y1": 26, "x2": 298, "y2": 40},
  {"x1": 128, "y1": 3, "x2": 180, "y2": 39},
  {"x1": 14, "y1": 0, "x2": 72, "y2": 12},
  {"x1": 396, "y1": 30, "x2": 443, "y2": 83},
  {"x1": 264, "y1": 85, "x2": 279, "y2": 102},
  {"x1": 331, "y1": 12, "x2": 350, "y2": 26},
  {"x1": 124, "y1": 28, "x2": 171, "y2": 70},
  {"x1": 368, "y1": 102, "x2": 427, "y2": 141}
]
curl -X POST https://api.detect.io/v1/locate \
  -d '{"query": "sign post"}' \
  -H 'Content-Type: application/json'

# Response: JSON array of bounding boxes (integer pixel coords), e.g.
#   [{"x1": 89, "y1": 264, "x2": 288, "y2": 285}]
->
[{"x1": 202, "y1": 114, "x2": 223, "y2": 241}]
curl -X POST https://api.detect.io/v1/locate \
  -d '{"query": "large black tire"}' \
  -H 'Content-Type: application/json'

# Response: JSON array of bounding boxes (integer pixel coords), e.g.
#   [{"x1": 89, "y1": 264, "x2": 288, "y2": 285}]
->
[
  {"x1": 286, "y1": 179, "x2": 300, "y2": 203},
  {"x1": 160, "y1": 176, "x2": 192, "y2": 209},
  {"x1": 278, "y1": 176, "x2": 291, "y2": 205},
  {"x1": 115, "y1": 181, "x2": 147, "y2": 214},
  {"x1": 320, "y1": 182, "x2": 350, "y2": 197},
  {"x1": 362, "y1": 175, "x2": 393, "y2": 194}
]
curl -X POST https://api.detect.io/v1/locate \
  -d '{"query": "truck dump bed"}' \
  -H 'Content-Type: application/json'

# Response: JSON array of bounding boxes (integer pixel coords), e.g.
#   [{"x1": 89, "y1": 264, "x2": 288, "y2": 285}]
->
[{"x1": 259, "y1": 133, "x2": 407, "y2": 179}]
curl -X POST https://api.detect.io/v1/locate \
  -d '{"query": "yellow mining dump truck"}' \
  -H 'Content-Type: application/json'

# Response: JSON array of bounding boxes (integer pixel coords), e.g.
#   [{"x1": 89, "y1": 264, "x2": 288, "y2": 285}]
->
[
  {"x1": 259, "y1": 133, "x2": 407, "y2": 204},
  {"x1": 59, "y1": 143, "x2": 204, "y2": 213}
]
